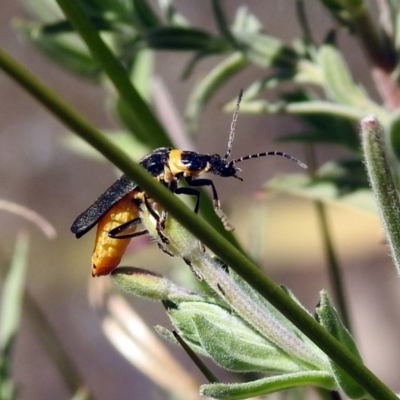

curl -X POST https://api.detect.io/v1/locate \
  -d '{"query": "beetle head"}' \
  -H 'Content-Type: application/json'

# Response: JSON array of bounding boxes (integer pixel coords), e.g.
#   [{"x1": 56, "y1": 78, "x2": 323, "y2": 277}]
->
[{"x1": 209, "y1": 154, "x2": 243, "y2": 180}]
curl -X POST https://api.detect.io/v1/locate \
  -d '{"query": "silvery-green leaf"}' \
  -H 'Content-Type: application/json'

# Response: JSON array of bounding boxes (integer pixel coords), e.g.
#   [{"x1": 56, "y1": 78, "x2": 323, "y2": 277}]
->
[
  {"x1": 160, "y1": 304, "x2": 210, "y2": 357},
  {"x1": 318, "y1": 44, "x2": 365, "y2": 105},
  {"x1": 112, "y1": 267, "x2": 179, "y2": 300},
  {"x1": 165, "y1": 301, "x2": 230, "y2": 352},
  {"x1": 193, "y1": 314, "x2": 304, "y2": 373},
  {"x1": 200, "y1": 371, "x2": 336, "y2": 399},
  {"x1": 317, "y1": 45, "x2": 388, "y2": 122},
  {"x1": 228, "y1": 270, "x2": 328, "y2": 366}
]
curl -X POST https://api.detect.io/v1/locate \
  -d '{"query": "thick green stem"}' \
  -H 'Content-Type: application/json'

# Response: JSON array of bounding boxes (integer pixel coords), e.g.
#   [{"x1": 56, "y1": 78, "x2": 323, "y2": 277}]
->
[
  {"x1": 361, "y1": 115, "x2": 400, "y2": 275},
  {"x1": 0, "y1": 48, "x2": 396, "y2": 400}
]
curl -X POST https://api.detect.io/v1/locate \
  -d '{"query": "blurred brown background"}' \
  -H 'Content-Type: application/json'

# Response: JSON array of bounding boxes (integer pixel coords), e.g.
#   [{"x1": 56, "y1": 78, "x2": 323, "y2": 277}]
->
[{"x1": 0, "y1": 1, "x2": 399, "y2": 399}]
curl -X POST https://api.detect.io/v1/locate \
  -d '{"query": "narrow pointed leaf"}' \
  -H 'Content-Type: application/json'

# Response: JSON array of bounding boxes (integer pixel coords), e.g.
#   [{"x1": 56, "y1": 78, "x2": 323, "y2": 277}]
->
[
  {"x1": 318, "y1": 45, "x2": 388, "y2": 122},
  {"x1": 132, "y1": 0, "x2": 162, "y2": 29},
  {"x1": 200, "y1": 371, "x2": 336, "y2": 399},
  {"x1": 144, "y1": 27, "x2": 229, "y2": 52}
]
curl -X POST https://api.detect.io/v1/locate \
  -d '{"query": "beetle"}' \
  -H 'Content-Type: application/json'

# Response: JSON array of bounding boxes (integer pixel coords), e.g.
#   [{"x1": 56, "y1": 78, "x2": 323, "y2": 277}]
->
[
  {"x1": 71, "y1": 149, "x2": 172, "y2": 277},
  {"x1": 71, "y1": 90, "x2": 307, "y2": 277}
]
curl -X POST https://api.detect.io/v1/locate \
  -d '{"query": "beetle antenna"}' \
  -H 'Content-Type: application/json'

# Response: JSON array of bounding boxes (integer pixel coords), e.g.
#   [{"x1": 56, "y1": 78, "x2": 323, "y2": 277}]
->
[
  {"x1": 224, "y1": 89, "x2": 243, "y2": 160},
  {"x1": 232, "y1": 151, "x2": 308, "y2": 169}
]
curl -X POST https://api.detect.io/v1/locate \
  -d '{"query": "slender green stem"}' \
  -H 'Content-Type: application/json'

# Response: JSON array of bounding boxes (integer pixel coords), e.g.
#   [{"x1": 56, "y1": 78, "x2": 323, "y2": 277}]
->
[
  {"x1": 172, "y1": 331, "x2": 219, "y2": 384},
  {"x1": 0, "y1": 48, "x2": 396, "y2": 400},
  {"x1": 54, "y1": 0, "x2": 172, "y2": 149},
  {"x1": 306, "y1": 146, "x2": 351, "y2": 331},
  {"x1": 314, "y1": 201, "x2": 351, "y2": 331}
]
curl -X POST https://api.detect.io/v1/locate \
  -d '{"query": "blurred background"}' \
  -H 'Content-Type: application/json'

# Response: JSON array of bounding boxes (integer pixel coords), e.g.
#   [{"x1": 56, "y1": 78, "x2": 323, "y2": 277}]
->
[{"x1": 0, "y1": 1, "x2": 399, "y2": 399}]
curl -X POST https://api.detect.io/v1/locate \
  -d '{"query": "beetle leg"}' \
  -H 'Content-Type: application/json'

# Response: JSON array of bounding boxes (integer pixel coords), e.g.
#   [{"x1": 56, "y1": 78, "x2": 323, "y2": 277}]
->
[
  {"x1": 174, "y1": 186, "x2": 207, "y2": 250},
  {"x1": 108, "y1": 217, "x2": 148, "y2": 239},
  {"x1": 183, "y1": 257, "x2": 203, "y2": 280},
  {"x1": 143, "y1": 195, "x2": 170, "y2": 244},
  {"x1": 174, "y1": 186, "x2": 201, "y2": 214},
  {"x1": 157, "y1": 243, "x2": 174, "y2": 257},
  {"x1": 184, "y1": 177, "x2": 234, "y2": 231}
]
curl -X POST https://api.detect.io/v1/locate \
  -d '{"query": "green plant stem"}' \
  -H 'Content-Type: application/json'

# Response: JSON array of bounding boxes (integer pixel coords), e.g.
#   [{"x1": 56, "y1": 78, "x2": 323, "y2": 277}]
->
[
  {"x1": 314, "y1": 201, "x2": 351, "y2": 331},
  {"x1": 362, "y1": 115, "x2": 400, "y2": 275},
  {"x1": 0, "y1": 49, "x2": 396, "y2": 400},
  {"x1": 172, "y1": 331, "x2": 219, "y2": 384},
  {"x1": 306, "y1": 146, "x2": 351, "y2": 332},
  {"x1": 54, "y1": 0, "x2": 172, "y2": 149}
]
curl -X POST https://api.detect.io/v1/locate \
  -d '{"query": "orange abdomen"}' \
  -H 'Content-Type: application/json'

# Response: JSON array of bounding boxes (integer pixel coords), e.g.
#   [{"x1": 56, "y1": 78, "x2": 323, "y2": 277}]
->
[{"x1": 91, "y1": 195, "x2": 140, "y2": 277}]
